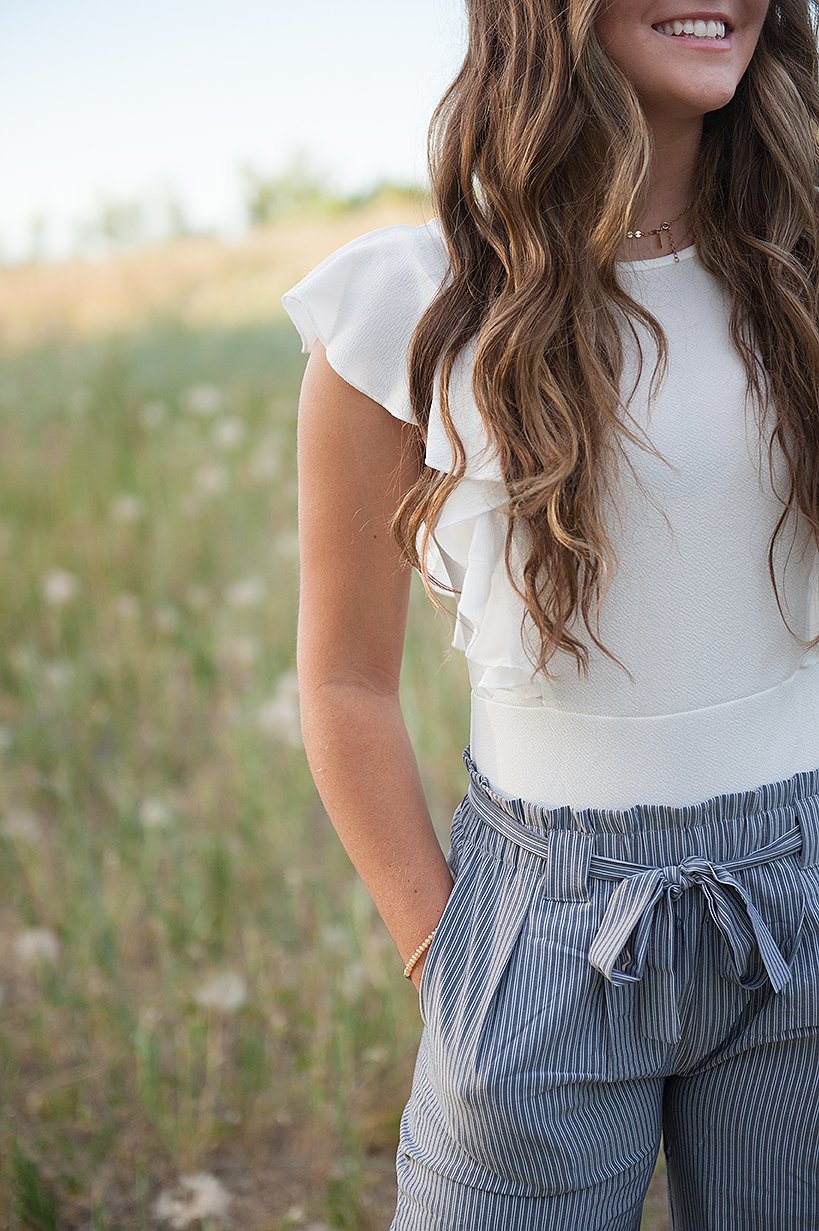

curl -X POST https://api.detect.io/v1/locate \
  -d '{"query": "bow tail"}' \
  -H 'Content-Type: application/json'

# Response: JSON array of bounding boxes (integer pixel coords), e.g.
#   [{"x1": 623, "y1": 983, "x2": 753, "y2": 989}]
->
[{"x1": 699, "y1": 868, "x2": 803, "y2": 994}]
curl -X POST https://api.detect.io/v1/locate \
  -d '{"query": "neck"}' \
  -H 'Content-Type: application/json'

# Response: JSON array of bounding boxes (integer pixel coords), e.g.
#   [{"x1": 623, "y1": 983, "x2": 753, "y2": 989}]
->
[{"x1": 616, "y1": 113, "x2": 703, "y2": 263}]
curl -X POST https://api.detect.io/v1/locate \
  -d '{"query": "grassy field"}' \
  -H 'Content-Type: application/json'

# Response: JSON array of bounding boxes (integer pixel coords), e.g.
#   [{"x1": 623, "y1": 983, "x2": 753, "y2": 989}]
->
[{"x1": 0, "y1": 200, "x2": 669, "y2": 1229}]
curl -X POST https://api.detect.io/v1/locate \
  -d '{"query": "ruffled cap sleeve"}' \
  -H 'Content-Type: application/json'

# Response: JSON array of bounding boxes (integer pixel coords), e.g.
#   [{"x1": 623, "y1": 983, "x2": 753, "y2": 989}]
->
[
  {"x1": 281, "y1": 220, "x2": 534, "y2": 694},
  {"x1": 281, "y1": 223, "x2": 452, "y2": 425}
]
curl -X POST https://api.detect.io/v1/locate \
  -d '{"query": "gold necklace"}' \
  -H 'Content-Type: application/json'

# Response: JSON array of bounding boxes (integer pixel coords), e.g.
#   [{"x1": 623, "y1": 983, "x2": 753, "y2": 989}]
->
[{"x1": 625, "y1": 200, "x2": 695, "y2": 263}]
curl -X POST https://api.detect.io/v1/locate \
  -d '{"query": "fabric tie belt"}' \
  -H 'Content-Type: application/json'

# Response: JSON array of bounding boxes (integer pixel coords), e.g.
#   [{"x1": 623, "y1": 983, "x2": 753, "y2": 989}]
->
[{"x1": 466, "y1": 786, "x2": 808, "y2": 1044}]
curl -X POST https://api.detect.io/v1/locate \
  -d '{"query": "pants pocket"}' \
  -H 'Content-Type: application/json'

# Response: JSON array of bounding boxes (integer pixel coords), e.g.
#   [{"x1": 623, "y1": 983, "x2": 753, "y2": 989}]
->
[
  {"x1": 752, "y1": 861, "x2": 819, "y2": 1032},
  {"x1": 405, "y1": 853, "x2": 663, "y2": 1196}
]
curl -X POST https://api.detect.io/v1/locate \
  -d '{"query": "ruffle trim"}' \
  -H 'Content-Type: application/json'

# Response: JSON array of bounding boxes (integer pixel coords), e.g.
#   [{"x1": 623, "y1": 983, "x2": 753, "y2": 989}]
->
[{"x1": 281, "y1": 218, "x2": 537, "y2": 693}]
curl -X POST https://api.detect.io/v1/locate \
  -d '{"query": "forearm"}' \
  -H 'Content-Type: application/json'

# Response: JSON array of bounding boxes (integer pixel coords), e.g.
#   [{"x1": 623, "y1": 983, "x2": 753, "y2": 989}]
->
[{"x1": 299, "y1": 680, "x2": 455, "y2": 968}]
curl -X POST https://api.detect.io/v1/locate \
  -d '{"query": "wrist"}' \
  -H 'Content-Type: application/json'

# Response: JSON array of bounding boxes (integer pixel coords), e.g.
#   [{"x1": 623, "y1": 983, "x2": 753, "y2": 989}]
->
[{"x1": 403, "y1": 925, "x2": 438, "y2": 979}]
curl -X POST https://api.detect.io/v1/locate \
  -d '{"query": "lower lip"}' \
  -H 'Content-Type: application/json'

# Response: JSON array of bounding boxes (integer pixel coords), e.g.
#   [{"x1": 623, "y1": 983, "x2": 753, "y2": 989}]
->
[{"x1": 651, "y1": 26, "x2": 733, "y2": 47}]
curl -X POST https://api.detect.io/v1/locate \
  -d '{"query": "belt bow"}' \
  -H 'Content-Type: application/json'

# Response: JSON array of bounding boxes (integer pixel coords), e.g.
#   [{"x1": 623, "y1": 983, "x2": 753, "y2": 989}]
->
[{"x1": 587, "y1": 831, "x2": 806, "y2": 1043}]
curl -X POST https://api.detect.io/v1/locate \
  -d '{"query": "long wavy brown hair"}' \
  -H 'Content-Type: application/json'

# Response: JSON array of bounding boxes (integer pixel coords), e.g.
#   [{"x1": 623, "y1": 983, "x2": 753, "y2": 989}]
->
[{"x1": 392, "y1": 0, "x2": 819, "y2": 683}]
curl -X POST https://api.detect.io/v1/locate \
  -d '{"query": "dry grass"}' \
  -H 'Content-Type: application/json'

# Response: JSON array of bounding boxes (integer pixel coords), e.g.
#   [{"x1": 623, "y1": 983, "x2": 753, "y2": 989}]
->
[
  {"x1": 0, "y1": 200, "x2": 669, "y2": 1230},
  {"x1": 0, "y1": 198, "x2": 432, "y2": 355}
]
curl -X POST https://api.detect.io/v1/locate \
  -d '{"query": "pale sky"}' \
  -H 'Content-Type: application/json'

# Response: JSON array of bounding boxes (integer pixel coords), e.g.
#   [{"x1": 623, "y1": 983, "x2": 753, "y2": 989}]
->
[{"x1": 1, "y1": 0, "x2": 466, "y2": 262}]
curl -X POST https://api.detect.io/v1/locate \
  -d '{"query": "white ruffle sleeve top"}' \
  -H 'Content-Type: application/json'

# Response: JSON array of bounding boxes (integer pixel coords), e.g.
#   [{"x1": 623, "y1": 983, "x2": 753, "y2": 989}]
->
[{"x1": 281, "y1": 218, "x2": 819, "y2": 808}]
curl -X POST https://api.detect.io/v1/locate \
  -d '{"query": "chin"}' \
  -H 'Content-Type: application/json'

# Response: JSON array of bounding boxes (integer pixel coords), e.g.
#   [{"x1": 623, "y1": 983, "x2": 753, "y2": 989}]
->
[{"x1": 645, "y1": 81, "x2": 738, "y2": 118}]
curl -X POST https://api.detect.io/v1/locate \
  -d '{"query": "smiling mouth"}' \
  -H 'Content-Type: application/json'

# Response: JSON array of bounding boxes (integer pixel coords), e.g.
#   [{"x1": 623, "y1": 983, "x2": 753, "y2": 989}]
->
[{"x1": 651, "y1": 18, "x2": 733, "y2": 44}]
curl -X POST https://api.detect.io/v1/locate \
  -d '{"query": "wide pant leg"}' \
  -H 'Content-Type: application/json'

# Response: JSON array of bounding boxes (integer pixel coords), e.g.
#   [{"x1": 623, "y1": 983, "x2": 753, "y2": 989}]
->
[
  {"x1": 392, "y1": 1143, "x2": 660, "y2": 1231},
  {"x1": 662, "y1": 1030, "x2": 819, "y2": 1230},
  {"x1": 390, "y1": 746, "x2": 819, "y2": 1229}
]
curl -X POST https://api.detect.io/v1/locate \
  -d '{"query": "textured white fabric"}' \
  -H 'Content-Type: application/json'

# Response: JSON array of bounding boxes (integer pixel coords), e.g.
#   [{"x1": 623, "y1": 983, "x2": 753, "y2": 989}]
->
[{"x1": 281, "y1": 219, "x2": 819, "y2": 806}]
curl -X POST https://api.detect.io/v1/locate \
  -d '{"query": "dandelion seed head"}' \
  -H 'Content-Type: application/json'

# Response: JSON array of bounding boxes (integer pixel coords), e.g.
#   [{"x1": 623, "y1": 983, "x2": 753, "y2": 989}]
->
[
  {"x1": 277, "y1": 530, "x2": 300, "y2": 560},
  {"x1": 111, "y1": 493, "x2": 145, "y2": 523},
  {"x1": 42, "y1": 660, "x2": 73, "y2": 691},
  {"x1": 138, "y1": 798, "x2": 172, "y2": 829},
  {"x1": 182, "y1": 384, "x2": 225, "y2": 417},
  {"x1": 268, "y1": 1008, "x2": 287, "y2": 1032},
  {"x1": 217, "y1": 635, "x2": 259, "y2": 670},
  {"x1": 42, "y1": 569, "x2": 78, "y2": 605},
  {"x1": 1, "y1": 808, "x2": 43, "y2": 843},
  {"x1": 138, "y1": 1005, "x2": 162, "y2": 1029},
  {"x1": 153, "y1": 1172, "x2": 232, "y2": 1228},
  {"x1": 340, "y1": 961, "x2": 370, "y2": 1001},
  {"x1": 224, "y1": 576, "x2": 266, "y2": 609},
  {"x1": 211, "y1": 416, "x2": 246, "y2": 451},
  {"x1": 114, "y1": 593, "x2": 140, "y2": 621},
  {"x1": 14, "y1": 927, "x2": 60, "y2": 966},
  {"x1": 248, "y1": 447, "x2": 281, "y2": 481},
  {"x1": 195, "y1": 463, "x2": 229, "y2": 495},
  {"x1": 193, "y1": 970, "x2": 247, "y2": 1013},
  {"x1": 256, "y1": 670, "x2": 302, "y2": 747},
  {"x1": 154, "y1": 606, "x2": 180, "y2": 633},
  {"x1": 179, "y1": 494, "x2": 203, "y2": 519},
  {"x1": 138, "y1": 399, "x2": 168, "y2": 429}
]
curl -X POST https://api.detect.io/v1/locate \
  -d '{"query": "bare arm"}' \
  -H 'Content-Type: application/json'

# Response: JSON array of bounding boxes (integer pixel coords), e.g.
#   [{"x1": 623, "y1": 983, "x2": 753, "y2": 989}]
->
[{"x1": 295, "y1": 340, "x2": 454, "y2": 992}]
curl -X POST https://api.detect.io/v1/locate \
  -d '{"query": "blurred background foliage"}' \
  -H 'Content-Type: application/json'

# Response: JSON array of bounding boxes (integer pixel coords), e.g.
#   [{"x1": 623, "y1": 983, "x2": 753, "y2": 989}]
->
[{"x1": 0, "y1": 190, "x2": 670, "y2": 1230}]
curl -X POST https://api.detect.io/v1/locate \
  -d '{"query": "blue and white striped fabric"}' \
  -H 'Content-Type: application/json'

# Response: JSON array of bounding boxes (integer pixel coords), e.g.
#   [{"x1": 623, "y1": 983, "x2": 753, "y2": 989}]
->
[{"x1": 390, "y1": 744, "x2": 819, "y2": 1230}]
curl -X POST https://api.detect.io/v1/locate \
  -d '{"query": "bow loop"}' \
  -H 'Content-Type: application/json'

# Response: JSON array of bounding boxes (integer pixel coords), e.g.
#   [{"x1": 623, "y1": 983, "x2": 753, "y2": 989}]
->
[{"x1": 587, "y1": 846, "x2": 806, "y2": 1043}]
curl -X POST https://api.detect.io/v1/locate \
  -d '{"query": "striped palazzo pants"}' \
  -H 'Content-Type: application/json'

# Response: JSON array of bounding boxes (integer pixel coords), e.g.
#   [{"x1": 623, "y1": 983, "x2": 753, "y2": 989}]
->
[{"x1": 390, "y1": 745, "x2": 819, "y2": 1230}]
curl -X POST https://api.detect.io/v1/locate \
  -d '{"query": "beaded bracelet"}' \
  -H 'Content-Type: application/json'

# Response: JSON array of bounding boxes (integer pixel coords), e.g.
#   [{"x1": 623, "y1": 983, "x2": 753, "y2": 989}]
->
[{"x1": 403, "y1": 926, "x2": 438, "y2": 979}]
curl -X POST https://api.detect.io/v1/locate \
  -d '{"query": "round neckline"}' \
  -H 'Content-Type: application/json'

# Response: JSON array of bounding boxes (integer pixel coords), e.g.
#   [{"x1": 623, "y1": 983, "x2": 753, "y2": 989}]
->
[{"x1": 616, "y1": 242, "x2": 697, "y2": 269}]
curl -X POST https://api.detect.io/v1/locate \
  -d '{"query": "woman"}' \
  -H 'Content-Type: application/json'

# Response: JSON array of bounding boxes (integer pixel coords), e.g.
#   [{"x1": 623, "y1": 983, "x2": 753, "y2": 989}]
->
[{"x1": 281, "y1": 0, "x2": 819, "y2": 1224}]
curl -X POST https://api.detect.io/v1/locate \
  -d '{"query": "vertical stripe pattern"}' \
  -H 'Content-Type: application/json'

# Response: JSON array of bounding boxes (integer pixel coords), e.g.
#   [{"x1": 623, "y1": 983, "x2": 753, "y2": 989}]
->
[{"x1": 390, "y1": 744, "x2": 819, "y2": 1229}]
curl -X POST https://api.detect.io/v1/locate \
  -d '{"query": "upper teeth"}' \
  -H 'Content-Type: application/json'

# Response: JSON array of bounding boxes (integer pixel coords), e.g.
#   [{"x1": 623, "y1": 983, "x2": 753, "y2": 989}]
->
[{"x1": 654, "y1": 18, "x2": 727, "y2": 36}]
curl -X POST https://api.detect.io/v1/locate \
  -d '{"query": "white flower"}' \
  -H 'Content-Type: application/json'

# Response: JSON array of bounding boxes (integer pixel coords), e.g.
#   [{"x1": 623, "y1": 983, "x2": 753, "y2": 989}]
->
[
  {"x1": 1, "y1": 808, "x2": 42, "y2": 843},
  {"x1": 195, "y1": 463, "x2": 229, "y2": 495},
  {"x1": 42, "y1": 570, "x2": 78, "y2": 605},
  {"x1": 153, "y1": 1172, "x2": 232, "y2": 1228},
  {"x1": 114, "y1": 593, "x2": 140, "y2": 621},
  {"x1": 248, "y1": 446, "x2": 281, "y2": 481},
  {"x1": 217, "y1": 635, "x2": 258, "y2": 670},
  {"x1": 277, "y1": 530, "x2": 300, "y2": 560},
  {"x1": 138, "y1": 399, "x2": 167, "y2": 429},
  {"x1": 138, "y1": 1005, "x2": 162, "y2": 1029},
  {"x1": 154, "y1": 606, "x2": 180, "y2": 633},
  {"x1": 42, "y1": 660, "x2": 73, "y2": 691},
  {"x1": 193, "y1": 971, "x2": 247, "y2": 1013},
  {"x1": 224, "y1": 576, "x2": 266, "y2": 609},
  {"x1": 256, "y1": 670, "x2": 302, "y2": 748},
  {"x1": 14, "y1": 928, "x2": 60, "y2": 965},
  {"x1": 211, "y1": 416, "x2": 246, "y2": 451},
  {"x1": 138, "y1": 798, "x2": 172, "y2": 829},
  {"x1": 182, "y1": 384, "x2": 225, "y2": 417},
  {"x1": 111, "y1": 493, "x2": 145, "y2": 523},
  {"x1": 178, "y1": 494, "x2": 203, "y2": 519}
]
